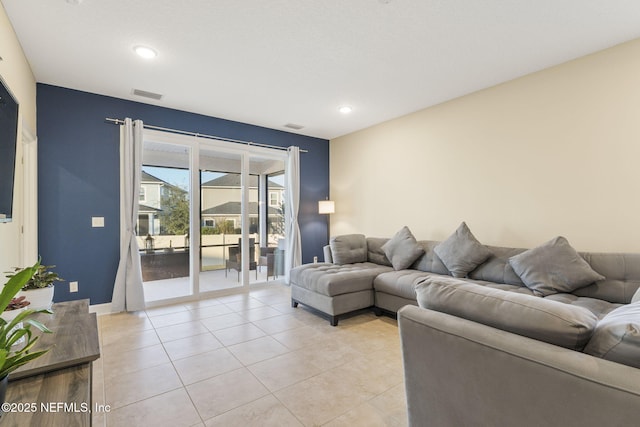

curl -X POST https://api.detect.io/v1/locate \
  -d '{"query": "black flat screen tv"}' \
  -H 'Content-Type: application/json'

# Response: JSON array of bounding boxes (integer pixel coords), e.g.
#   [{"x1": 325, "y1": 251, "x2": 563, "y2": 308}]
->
[{"x1": 0, "y1": 75, "x2": 19, "y2": 223}]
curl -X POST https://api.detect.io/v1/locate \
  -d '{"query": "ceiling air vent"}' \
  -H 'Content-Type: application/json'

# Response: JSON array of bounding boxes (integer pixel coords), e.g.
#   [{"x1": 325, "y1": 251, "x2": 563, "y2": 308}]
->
[
  {"x1": 132, "y1": 89, "x2": 163, "y2": 100},
  {"x1": 284, "y1": 123, "x2": 304, "y2": 130}
]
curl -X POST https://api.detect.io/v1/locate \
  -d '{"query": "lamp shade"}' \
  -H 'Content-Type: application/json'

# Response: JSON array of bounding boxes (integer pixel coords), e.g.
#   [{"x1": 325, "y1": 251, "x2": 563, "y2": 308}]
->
[{"x1": 318, "y1": 200, "x2": 335, "y2": 214}]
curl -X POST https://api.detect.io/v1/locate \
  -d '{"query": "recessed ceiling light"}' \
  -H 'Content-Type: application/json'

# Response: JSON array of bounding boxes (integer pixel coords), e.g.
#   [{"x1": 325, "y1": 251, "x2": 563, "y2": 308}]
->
[
  {"x1": 338, "y1": 105, "x2": 353, "y2": 114},
  {"x1": 66, "y1": 0, "x2": 85, "y2": 4},
  {"x1": 134, "y1": 46, "x2": 157, "y2": 59}
]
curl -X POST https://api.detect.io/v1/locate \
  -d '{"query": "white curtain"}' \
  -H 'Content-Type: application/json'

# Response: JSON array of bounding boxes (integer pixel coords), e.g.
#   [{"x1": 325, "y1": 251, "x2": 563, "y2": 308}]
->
[
  {"x1": 285, "y1": 146, "x2": 302, "y2": 284},
  {"x1": 112, "y1": 118, "x2": 146, "y2": 312}
]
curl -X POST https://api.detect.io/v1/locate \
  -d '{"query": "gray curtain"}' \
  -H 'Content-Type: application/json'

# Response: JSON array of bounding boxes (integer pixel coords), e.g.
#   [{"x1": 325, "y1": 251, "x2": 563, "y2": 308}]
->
[
  {"x1": 285, "y1": 146, "x2": 302, "y2": 284},
  {"x1": 112, "y1": 118, "x2": 146, "y2": 312}
]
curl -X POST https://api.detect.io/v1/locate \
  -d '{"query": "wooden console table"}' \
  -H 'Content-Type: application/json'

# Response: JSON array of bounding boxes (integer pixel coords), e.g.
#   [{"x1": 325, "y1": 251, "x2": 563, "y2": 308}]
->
[{"x1": 2, "y1": 299, "x2": 100, "y2": 426}]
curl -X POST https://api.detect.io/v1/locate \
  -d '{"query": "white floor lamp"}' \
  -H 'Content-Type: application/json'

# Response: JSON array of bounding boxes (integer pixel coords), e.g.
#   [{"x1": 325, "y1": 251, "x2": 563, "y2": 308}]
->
[{"x1": 319, "y1": 199, "x2": 335, "y2": 253}]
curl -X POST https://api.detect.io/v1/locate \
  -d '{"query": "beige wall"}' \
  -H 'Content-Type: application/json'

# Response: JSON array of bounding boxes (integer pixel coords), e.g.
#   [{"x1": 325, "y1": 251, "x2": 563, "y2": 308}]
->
[
  {"x1": 331, "y1": 38, "x2": 640, "y2": 253},
  {"x1": 0, "y1": 4, "x2": 37, "y2": 272}
]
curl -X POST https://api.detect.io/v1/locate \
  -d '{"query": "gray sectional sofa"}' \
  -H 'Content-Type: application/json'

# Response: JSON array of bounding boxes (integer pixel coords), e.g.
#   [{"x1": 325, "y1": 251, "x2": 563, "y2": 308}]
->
[
  {"x1": 291, "y1": 226, "x2": 639, "y2": 325},
  {"x1": 290, "y1": 224, "x2": 640, "y2": 425}
]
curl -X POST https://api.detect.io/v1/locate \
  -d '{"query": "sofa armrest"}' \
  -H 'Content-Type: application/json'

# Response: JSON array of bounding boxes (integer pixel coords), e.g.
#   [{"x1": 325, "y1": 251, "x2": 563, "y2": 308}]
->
[
  {"x1": 323, "y1": 245, "x2": 333, "y2": 264},
  {"x1": 398, "y1": 305, "x2": 640, "y2": 427}
]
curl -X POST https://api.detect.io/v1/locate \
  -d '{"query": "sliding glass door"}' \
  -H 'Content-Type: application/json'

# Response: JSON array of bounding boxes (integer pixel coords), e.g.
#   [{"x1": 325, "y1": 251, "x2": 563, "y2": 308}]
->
[
  {"x1": 138, "y1": 141, "x2": 192, "y2": 303},
  {"x1": 199, "y1": 147, "x2": 246, "y2": 292},
  {"x1": 139, "y1": 129, "x2": 288, "y2": 305}
]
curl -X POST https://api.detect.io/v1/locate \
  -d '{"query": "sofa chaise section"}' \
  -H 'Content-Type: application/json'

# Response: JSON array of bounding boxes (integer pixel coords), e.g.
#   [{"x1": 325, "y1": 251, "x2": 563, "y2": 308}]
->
[{"x1": 290, "y1": 261, "x2": 392, "y2": 326}]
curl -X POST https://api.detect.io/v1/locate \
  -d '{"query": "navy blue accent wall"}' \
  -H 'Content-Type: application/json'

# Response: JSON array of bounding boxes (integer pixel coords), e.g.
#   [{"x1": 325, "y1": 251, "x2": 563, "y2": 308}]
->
[{"x1": 37, "y1": 84, "x2": 330, "y2": 305}]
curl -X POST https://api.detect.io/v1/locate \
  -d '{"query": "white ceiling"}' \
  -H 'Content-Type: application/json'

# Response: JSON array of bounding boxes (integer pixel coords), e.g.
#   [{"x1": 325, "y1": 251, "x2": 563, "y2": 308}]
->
[{"x1": 3, "y1": 0, "x2": 640, "y2": 140}]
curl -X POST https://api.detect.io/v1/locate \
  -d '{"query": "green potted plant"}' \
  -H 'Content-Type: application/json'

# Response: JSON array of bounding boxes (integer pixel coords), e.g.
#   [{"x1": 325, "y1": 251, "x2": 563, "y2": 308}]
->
[
  {"x1": 0, "y1": 263, "x2": 53, "y2": 413},
  {"x1": 6, "y1": 263, "x2": 64, "y2": 310}
]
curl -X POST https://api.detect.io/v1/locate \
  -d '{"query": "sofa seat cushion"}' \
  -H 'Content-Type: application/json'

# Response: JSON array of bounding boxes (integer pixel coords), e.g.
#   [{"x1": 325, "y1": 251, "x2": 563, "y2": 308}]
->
[
  {"x1": 465, "y1": 279, "x2": 536, "y2": 296},
  {"x1": 544, "y1": 293, "x2": 622, "y2": 319},
  {"x1": 290, "y1": 262, "x2": 393, "y2": 297},
  {"x1": 416, "y1": 276, "x2": 598, "y2": 350},
  {"x1": 374, "y1": 270, "x2": 437, "y2": 301}
]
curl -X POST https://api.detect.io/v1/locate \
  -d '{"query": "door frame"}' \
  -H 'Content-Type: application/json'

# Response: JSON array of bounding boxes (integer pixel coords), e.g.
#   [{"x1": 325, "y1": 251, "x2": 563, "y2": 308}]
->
[{"x1": 141, "y1": 129, "x2": 288, "y2": 305}]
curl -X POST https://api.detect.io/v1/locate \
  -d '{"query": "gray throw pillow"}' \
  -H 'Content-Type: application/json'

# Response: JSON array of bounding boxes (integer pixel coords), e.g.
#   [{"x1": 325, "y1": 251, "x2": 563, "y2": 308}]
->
[
  {"x1": 433, "y1": 222, "x2": 491, "y2": 278},
  {"x1": 329, "y1": 234, "x2": 367, "y2": 265},
  {"x1": 382, "y1": 226, "x2": 424, "y2": 270},
  {"x1": 584, "y1": 302, "x2": 640, "y2": 368},
  {"x1": 508, "y1": 236, "x2": 605, "y2": 297},
  {"x1": 632, "y1": 287, "x2": 640, "y2": 304},
  {"x1": 415, "y1": 276, "x2": 598, "y2": 351}
]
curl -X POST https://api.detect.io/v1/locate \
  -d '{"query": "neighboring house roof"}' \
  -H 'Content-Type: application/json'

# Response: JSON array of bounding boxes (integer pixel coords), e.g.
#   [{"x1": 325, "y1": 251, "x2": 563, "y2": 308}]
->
[
  {"x1": 139, "y1": 204, "x2": 162, "y2": 213},
  {"x1": 202, "y1": 202, "x2": 281, "y2": 216},
  {"x1": 202, "y1": 174, "x2": 283, "y2": 189},
  {"x1": 141, "y1": 171, "x2": 164, "y2": 183},
  {"x1": 141, "y1": 170, "x2": 186, "y2": 194}
]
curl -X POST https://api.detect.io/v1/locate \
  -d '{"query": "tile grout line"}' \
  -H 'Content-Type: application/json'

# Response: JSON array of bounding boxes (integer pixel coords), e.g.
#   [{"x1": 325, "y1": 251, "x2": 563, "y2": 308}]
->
[
  {"x1": 161, "y1": 297, "x2": 286, "y2": 423},
  {"x1": 195, "y1": 296, "x2": 306, "y2": 426},
  {"x1": 99, "y1": 285, "x2": 405, "y2": 426},
  {"x1": 107, "y1": 311, "x2": 186, "y2": 415}
]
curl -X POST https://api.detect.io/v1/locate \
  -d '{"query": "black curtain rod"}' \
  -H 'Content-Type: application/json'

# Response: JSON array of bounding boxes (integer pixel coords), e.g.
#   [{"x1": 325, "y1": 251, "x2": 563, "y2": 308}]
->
[{"x1": 104, "y1": 118, "x2": 308, "y2": 153}]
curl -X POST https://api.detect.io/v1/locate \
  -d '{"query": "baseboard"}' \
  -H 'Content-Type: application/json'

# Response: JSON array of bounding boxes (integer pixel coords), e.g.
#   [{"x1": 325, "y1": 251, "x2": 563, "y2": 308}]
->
[{"x1": 89, "y1": 302, "x2": 112, "y2": 316}]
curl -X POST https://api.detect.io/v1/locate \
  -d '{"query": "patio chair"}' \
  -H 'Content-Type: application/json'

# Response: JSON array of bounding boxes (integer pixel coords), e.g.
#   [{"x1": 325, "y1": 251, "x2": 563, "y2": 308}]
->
[
  {"x1": 225, "y1": 238, "x2": 257, "y2": 281},
  {"x1": 258, "y1": 247, "x2": 277, "y2": 280}
]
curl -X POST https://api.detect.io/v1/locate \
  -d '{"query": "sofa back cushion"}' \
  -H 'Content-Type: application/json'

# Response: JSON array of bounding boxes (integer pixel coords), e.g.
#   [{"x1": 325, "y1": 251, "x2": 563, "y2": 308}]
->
[
  {"x1": 411, "y1": 240, "x2": 450, "y2": 275},
  {"x1": 469, "y1": 246, "x2": 640, "y2": 304},
  {"x1": 584, "y1": 302, "x2": 640, "y2": 368},
  {"x1": 468, "y1": 246, "x2": 526, "y2": 286},
  {"x1": 329, "y1": 234, "x2": 367, "y2": 265},
  {"x1": 366, "y1": 237, "x2": 393, "y2": 267},
  {"x1": 416, "y1": 276, "x2": 598, "y2": 351},
  {"x1": 574, "y1": 252, "x2": 640, "y2": 304}
]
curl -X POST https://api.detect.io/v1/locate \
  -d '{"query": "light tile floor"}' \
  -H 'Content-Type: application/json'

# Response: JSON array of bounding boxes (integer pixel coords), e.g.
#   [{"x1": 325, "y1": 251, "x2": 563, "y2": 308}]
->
[{"x1": 93, "y1": 283, "x2": 408, "y2": 427}]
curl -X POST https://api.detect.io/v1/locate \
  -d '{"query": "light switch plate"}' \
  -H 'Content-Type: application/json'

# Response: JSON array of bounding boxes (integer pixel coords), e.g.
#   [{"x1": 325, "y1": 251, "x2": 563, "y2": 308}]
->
[{"x1": 92, "y1": 217, "x2": 105, "y2": 227}]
